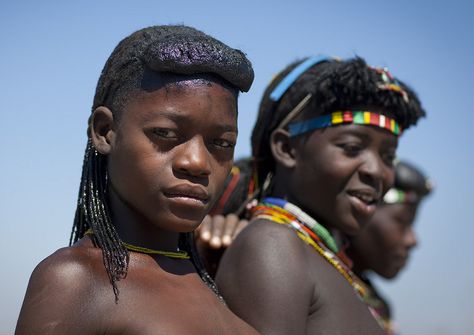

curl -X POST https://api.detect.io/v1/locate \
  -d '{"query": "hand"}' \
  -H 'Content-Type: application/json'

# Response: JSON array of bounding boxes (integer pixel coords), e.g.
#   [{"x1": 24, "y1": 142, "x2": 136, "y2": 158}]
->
[{"x1": 196, "y1": 214, "x2": 249, "y2": 249}]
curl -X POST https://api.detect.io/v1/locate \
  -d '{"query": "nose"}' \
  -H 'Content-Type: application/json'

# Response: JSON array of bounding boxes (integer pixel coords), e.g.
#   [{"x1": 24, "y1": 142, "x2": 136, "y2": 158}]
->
[
  {"x1": 404, "y1": 226, "x2": 418, "y2": 250},
  {"x1": 173, "y1": 136, "x2": 212, "y2": 178},
  {"x1": 359, "y1": 152, "x2": 393, "y2": 194}
]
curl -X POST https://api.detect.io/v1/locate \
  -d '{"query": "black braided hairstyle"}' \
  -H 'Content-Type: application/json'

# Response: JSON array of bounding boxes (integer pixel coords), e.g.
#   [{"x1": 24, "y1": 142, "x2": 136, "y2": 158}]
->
[
  {"x1": 70, "y1": 25, "x2": 254, "y2": 301},
  {"x1": 251, "y1": 57, "x2": 426, "y2": 192}
]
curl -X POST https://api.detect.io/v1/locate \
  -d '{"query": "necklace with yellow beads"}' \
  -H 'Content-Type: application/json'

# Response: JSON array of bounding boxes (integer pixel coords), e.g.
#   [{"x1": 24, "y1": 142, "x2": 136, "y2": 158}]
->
[{"x1": 84, "y1": 229, "x2": 190, "y2": 259}]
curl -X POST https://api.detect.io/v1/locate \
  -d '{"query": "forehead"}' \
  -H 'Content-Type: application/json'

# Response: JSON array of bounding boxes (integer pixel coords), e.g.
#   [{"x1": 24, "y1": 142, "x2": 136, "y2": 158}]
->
[{"x1": 120, "y1": 78, "x2": 238, "y2": 125}]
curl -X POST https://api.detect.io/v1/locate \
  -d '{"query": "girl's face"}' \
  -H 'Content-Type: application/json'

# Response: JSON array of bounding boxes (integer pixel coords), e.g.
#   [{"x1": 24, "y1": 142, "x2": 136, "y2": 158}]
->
[
  {"x1": 105, "y1": 79, "x2": 238, "y2": 234},
  {"x1": 287, "y1": 123, "x2": 398, "y2": 235},
  {"x1": 350, "y1": 203, "x2": 419, "y2": 278}
]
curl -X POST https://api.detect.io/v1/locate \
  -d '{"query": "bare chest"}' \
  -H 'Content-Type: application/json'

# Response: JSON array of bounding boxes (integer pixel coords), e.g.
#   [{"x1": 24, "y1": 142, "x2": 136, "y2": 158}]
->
[{"x1": 98, "y1": 271, "x2": 257, "y2": 335}]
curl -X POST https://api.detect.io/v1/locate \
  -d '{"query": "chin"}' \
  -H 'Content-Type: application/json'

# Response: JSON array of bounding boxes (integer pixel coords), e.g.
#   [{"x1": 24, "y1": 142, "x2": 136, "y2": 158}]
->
[
  {"x1": 378, "y1": 267, "x2": 400, "y2": 280},
  {"x1": 173, "y1": 216, "x2": 204, "y2": 233}
]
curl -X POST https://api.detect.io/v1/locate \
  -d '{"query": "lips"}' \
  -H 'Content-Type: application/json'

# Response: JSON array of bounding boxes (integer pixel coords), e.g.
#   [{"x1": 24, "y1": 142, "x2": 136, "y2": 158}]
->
[
  {"x1": 347, "y1": 188, "x2": 380, "y2": 219},
  {"x1": 163, "y1": 184, "x2": 210, "y2": 207}
]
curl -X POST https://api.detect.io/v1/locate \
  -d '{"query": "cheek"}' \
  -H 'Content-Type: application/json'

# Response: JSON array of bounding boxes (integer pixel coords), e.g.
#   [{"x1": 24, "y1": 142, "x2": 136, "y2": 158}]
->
[
  {"x1": 371, "y1": 222, "x2": 400, "y2": 252},
  {"x1": 211, "y1": 160, "x2": 233, "y2": 187},
  {"x1": 109, "y1": 136, "x2": 166, "y2": 190},
  {"x1": 303, "y1": 145, "x2": 356, "y2": 192}
]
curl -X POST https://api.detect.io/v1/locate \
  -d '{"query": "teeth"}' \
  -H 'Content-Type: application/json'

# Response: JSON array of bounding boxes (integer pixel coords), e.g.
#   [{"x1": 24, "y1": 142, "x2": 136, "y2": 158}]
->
[{"x1": 349, "y1": 191, "x2": 375, "y2": 204}]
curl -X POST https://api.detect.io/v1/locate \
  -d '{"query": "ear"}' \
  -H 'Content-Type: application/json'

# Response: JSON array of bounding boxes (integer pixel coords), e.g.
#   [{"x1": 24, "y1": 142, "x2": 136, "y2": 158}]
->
[
  {"x1": 270, "y1": 128, "x2": 297, "y2": 169},
  {"x1": 89, "y1": 106, "x2": 116, "y2": 155}
]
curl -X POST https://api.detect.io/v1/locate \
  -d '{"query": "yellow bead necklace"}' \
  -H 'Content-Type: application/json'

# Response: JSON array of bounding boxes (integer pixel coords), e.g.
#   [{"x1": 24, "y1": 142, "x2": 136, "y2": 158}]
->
[{"x1": 84, "y1": 229, "x2": 190, "y2": 259}]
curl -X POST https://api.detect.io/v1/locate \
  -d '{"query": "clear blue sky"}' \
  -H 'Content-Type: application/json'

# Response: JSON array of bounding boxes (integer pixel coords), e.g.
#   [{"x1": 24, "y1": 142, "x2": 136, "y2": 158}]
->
[{"x1": 1, "y1": 0, "x2": 473, "y2": 333}]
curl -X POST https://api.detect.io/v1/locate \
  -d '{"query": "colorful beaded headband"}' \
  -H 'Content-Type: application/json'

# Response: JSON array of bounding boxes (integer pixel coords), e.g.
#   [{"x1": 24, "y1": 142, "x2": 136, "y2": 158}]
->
[
  {"x1": 288, "y1": 111, "x2": 402, "y2": 137},
  {"x1": 383, "y1": 188, "x2": 420, "y2": 204}
]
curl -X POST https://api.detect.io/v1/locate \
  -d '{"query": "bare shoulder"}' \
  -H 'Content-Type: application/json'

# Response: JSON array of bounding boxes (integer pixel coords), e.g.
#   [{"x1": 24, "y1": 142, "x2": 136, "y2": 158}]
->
[
  {"x1": 16, "y1": 240, "x2": 106, "y2": 335},
  {"x1": 30, "y1": 241, "x2": 104, "y2": 294},
  {"x1": 217, "y1": 217, "x2": 314, "y2": 290},
  {"x1": 224, "y1": 218, "x2": 310, "y2": 263},
  {"x1": 215, "y1": 219, "x2": 314, "y2": 334}
]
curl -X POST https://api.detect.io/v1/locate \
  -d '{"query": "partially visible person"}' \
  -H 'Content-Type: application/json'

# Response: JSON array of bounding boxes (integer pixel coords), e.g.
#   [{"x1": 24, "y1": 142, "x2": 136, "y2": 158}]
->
[
  {"x1": 347, "y1": 160, "x2": 433, "y2": 333},
  {"x1": 197, "y1": 159, "x2": 253, "y2": 276},
  {"x1": 16, "y1": 25, "x2": 258, "y2": 335},
  {"x1": 198, "y1": 158, "x2": 432, "y2": 334},
  {"x1": 215, "y1": 56, "x2": 426, "y2": 334}
]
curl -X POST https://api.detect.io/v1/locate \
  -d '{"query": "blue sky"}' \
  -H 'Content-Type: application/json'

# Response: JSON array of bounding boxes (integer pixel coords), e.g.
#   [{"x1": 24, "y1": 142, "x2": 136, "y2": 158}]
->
[{"x1": 1, "y1": 0, "x2": 473, "y2": 333}]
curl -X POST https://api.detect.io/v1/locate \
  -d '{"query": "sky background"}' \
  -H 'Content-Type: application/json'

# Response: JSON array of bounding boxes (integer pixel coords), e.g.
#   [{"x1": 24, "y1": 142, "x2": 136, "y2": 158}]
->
[{"x1": 1, "y1": 0, "x2": 473, "y2": 334}]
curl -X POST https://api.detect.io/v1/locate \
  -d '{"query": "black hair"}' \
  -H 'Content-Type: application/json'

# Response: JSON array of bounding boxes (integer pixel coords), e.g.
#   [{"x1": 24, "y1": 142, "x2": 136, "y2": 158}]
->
[
  {"x1": 70, "y1": 25, "x2": 254, "y2": 301},
  {"x1": 394, "y1": 160, "x2": 433, "y2": 198},
  {"x1": 251, "y1": 57, "x2": 426, "y2": 188}
]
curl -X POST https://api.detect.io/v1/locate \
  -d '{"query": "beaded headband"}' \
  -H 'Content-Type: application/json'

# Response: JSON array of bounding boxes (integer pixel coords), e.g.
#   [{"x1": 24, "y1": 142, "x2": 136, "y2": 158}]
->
[
  {"x1": 383, "y1": 188, "x2": 420, "y2": 204},
  {"x1": 288, "y1": 111, "x2": 402, "y2": 137}
]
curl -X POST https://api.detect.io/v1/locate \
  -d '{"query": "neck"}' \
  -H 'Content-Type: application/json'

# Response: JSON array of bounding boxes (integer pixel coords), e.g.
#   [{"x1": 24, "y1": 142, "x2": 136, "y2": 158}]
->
[
  {"x1": 271, "y1": 172, "x2": 344, "y2": 249},
  {"x1": 345, "y1": 248, "x2": 368, "y2": 276},
  {"x1": 107, "y1": 185, "x2": 181, "y2": 251}
]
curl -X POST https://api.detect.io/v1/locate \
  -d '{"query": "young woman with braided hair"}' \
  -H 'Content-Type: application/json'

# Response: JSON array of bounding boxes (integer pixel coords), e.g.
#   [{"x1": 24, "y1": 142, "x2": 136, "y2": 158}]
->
[
  {"x1": 16, "y1": 25, "x2": 258, "y2": 335},
  {"x1": 214, "y1": 56, "x2": 426, "y2": 334}
]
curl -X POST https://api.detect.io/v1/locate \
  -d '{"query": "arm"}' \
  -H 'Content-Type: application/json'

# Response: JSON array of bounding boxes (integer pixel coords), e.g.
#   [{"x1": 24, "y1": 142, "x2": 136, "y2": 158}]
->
[
  {"x1": 15, "y1": 248, "x2": 100, "y2": 335},
  {"x1": 216, "y1": 219, "x2": 314, "y2": 335}
]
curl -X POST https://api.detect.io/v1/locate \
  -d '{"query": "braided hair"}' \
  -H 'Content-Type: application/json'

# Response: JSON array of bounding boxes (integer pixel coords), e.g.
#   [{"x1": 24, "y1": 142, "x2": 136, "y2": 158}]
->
[
  {"x1": 70, "y1": 25, "x2": 254, "y2": 301},
  {"x1": 251, "y1": 57, "x2": 426, "y2": 191}
]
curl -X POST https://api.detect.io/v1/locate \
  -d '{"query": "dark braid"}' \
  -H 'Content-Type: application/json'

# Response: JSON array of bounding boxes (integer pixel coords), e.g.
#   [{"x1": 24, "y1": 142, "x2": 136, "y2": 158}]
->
[
  {"x1": 251, "y1": 56, "x2": 426, "y2": 190},
  {"x1": 70, "y1": 25, "x2": 254, "y2": 301},
  {"x1": 179, "y1": 232, "x2": 223, "y2": 301},
  {"x1": 70, "y1": 140, "x2": 129, "y2": 301}
]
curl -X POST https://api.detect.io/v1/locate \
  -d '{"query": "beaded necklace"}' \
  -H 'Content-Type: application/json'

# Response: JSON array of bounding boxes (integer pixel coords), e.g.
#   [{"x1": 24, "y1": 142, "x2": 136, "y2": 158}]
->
[
  {"x1": 252, "y1": 198, "x2": 394, "y2": 333},
  {"x1": 362, "y1": 277, "x2": 397, "y2": 335},
  {"x1": 84, "y1": 229, "x2": 190, "y2": 259}
]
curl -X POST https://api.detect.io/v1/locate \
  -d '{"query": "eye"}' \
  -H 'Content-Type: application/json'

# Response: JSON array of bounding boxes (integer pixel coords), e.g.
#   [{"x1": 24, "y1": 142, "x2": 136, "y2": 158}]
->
[
  {"x1": 338, "y1": 143, "x2": 364, "y2": 157},
  {"x1": 153, "y1": 128, "x2": 177, "y2": 139},
  {"x1": 381, "y1": 150, "x2": 396, "y2": 167},
  {"x1": 213, "y1": 138, "x2": 235, "y2": 148}
]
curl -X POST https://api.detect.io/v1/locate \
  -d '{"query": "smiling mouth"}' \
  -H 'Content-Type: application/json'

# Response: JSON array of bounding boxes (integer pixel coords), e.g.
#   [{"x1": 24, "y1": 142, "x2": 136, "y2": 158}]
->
[
  {"x1": 347, "y1": 190, "x2": 378, "y2": 206},
  {"x1": 347, "y1": 189, "x2": 380, "y2": 219}
]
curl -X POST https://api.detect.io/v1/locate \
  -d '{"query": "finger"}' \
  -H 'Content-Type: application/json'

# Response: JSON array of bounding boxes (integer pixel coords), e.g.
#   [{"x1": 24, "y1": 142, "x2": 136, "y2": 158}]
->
[
  {"x1": 222, "y1": 214, "x2": 239, "y2": 247},
  {"x1": 197, "y1": 215, "x2": 212, "y2": 242},
  {"x1": 209, "y1": 215, "x2": 225, "y2": 249},
  {"x1": 233, "y1": 219, "x2": 249, "y2": 241}
]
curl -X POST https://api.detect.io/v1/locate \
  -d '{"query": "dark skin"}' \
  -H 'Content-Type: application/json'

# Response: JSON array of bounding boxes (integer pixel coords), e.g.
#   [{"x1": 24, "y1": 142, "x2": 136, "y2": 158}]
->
[
  {"x1": 349, "y1": 202, "x2": 419, "y2": 279},
  {"x1": 16, "y1": 78, "x2": 258, "y2": 335},
  {"x1": 216, "y1": 123, "x2": 398, "y2": 334}
]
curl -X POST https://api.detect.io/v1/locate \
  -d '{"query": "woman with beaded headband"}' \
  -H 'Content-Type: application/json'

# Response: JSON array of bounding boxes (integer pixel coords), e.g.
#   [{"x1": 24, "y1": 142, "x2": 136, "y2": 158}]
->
[
  {"x1": 215, "y1": 56, "x2": 426, "y2": 334},
  {"x1": 16, "y1": 25, "x2": 259, "y2": 335},
  {"x1": 199, "y1": 158, "x2": 432, "y2": 334}
]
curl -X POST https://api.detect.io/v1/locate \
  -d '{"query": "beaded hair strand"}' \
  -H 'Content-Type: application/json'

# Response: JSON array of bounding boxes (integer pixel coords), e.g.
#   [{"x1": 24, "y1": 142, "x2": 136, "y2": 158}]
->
[{"x1": 70, "y1": 140, "x2": 129, "y2": 301}]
